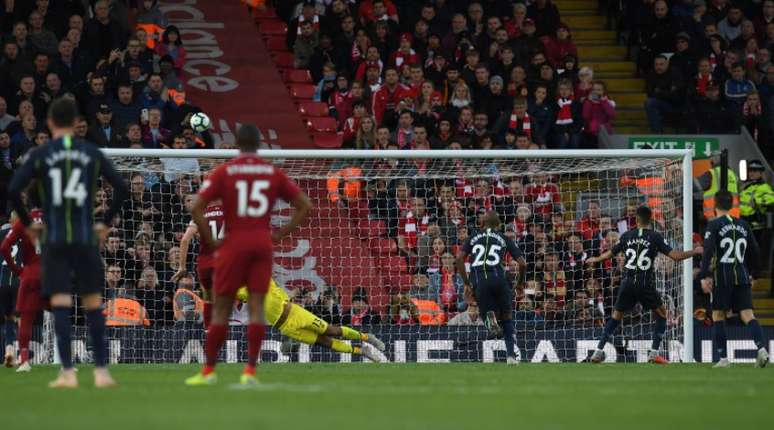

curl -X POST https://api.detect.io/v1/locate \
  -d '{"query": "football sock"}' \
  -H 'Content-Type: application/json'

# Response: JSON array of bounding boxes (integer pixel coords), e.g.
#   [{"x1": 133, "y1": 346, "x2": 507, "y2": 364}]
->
[
  {"x1": 714, "y1": 320, "x2": 728, "y2": 359},
  {"x1": 245, "y1": 323, "x2": 265, "y2": 375},
  {"x1": 340, "y1": 326, "x2": 364, "y2": 341},
  {"x1": 52, "y1": 307, "x2": 72, "y2": 369},
  {"x1": 330, "y1": 339, "x2": 354, "y2": 354},
  {"x1": 503, "y1": 319, "x2": 515, "y2": 356},
  {"x1": 3, "y1": 318, "x2": 15, "y2": 348},
  {"x1": 18, "y1": 312, "x2": 34, "y2": 363},
  {"x1": 747, "y1": 319, "x2": 765, "y2": 349},
  {"x1": 203, "y1": 323, "x2": 227, "y2": 372},
  {"x1": 203, "y1": 301, "x2": 212, "y2": 329},
  {"x1": 597, "y1": 318, "x2": 621, "y2": 350},
  {"x1": 651, "y1": 315, "x2": 667, "y2": 351},
  {"x1": 85, "y1": 309, "x2": 107, "y2": 367}
]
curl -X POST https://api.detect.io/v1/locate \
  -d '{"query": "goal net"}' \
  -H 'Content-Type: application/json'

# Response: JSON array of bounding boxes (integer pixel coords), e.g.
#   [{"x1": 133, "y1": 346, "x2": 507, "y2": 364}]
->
[{"x1": 32, "y1": 149, "x2": 695, "y2": 364}]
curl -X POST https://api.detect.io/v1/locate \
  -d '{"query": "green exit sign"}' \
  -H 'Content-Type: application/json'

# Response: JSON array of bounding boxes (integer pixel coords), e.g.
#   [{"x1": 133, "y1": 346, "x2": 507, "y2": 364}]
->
[{"x1": 627, "y1": 137, "x2": 720, "y2": 159}]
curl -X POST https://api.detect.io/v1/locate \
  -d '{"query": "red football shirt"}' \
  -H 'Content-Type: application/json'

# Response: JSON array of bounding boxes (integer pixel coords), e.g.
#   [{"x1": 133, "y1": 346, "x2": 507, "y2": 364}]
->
[
  {"x1": 0, "y1": 220, "x2": 40, "y2": 275},
  {"x1": 197, "y1": 203, "x2": 224, "y2": 260},
  {"x1": 198, "y1": 154, "x2": 301, "y2": 237}
]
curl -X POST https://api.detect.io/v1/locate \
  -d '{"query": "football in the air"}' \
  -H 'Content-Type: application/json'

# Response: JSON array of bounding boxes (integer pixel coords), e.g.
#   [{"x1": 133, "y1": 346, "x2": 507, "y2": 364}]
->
[{"x1": 190, "y1": 112, "x2": 211, "y2": 132}]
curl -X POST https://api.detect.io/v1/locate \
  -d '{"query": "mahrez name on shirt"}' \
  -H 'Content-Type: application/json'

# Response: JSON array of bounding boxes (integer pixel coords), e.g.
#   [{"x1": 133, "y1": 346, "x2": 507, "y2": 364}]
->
[{"x1": 626, "y1": 237, "x2": 652, "y2": 248}]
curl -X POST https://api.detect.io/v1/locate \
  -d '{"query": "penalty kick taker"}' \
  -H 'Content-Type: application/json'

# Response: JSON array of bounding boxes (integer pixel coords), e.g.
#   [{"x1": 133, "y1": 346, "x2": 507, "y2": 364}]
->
[{"x1": 238, "y1": 280, "x2": 386, "y2": 362}]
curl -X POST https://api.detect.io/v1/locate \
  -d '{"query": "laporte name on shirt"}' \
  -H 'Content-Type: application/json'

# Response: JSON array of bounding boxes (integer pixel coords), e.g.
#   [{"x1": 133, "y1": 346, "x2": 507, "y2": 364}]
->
[{"x1": 44, "y1": 149, "x2": 93, "y2": 167}]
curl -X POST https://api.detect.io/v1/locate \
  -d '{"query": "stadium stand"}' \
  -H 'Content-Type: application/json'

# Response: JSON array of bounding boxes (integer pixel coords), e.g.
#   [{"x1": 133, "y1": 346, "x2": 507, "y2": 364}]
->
[{"x1": 0, "y1": 0, "x2": 772, "y2": 332}]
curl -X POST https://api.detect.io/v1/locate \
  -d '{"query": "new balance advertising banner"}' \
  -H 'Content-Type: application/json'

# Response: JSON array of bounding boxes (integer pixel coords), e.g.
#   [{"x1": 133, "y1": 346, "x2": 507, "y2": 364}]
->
[
  {"x1": 19, "y1": 325, "x2": 774, "y2": 364},
  {"x1": 160, "y1": 0, "x2": 312, "y2": 148}
]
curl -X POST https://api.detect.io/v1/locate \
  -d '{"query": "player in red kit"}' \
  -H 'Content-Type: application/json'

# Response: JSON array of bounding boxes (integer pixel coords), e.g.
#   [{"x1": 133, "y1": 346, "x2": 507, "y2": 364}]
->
[
  {"x1": 185, "y1": 124, "x2": 311, "y2": 386},
  {"x1": 172, "y1": 201, "x2": 224, "y2": 328},
  {"x1": 0, "y1": 209, "x2": 45, "y2": 372}
]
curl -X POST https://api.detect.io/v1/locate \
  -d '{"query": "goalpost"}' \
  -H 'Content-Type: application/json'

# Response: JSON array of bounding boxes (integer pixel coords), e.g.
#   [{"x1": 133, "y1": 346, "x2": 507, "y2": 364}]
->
[{"x1": 42, "y1": 149, "x2": 695, "y2": 364}]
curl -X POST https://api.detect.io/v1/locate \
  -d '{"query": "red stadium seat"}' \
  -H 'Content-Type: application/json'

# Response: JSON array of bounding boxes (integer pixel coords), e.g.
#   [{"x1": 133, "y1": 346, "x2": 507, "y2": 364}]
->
[
  {"x1": 252, "y1": 7, "x2": 278, "y2": 21},
  {"x1": 264, "y1": 36, "x2": 287, "y2": 52},
  {"x1": 272, "y1": 52, "x2": 295, "y2": 69},
  {"x1": 313, "y1": 133, "x2": 343, "y2": 149},
  {"x1": 259, "y1": 20, "x2": 287, "y2": 36},
  {"x1": 283, "y1": 68, "x2": 312, "y2": 84},
  {"x1": 306, "y1": 117, "x2": 338, "y2": 133},
  {"x1": 368, "y1": 238, "x2": 397, "y2": 256},
  {"x1": 298, "y1": 101, "x2": 329, "y2": 117},
  {"x1": 358, "y1": 219, "x2": 387, "y2": 238},
  {"x1": 289, "y1": 83, "x2": 315, "y2": 99}
]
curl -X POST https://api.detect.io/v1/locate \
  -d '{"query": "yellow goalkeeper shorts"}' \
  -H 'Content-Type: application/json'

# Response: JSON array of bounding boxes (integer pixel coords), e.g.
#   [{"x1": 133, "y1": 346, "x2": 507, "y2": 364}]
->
[{"x1": 279, "y1": 304, "x2": 329, "y2": 345}]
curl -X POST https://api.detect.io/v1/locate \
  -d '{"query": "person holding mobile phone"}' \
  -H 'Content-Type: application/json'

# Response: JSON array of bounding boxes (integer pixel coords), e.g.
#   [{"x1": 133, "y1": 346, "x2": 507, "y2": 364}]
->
[{"x1": 581, "y1": 80, "x2": 616, "y2": 148}]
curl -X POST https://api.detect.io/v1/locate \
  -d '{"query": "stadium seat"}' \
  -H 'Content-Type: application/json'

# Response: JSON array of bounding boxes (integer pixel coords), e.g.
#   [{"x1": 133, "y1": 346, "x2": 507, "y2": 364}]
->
[
  {"x1": 368, "y1": 238, "x2": 398, "y2": 255},
  {"x1": 284, "y1": 68, "x2": 312, "y2": 84},
  {"x1": 306, "y1": 117, "x2": 338, "y2": 133},
  {"x1": 313, "y1": 132, "x2": 343, "y2": 149},
  {"x1": 358, "y1": 219, "x2": 387, "y2": 238},
  {"x1": 252, "y1": 7, "x2": 278, "y2": 21},
  {"x1": 258, "y1": 20, "x2": 287, "y2": 36},
  {"x1": 347, "y1": 199, "x2": 370, "y2": 222},
  {"x1": 383, "y1": 272, "x2": 413, "y2": 294},
  {"x1": 289, "y1": 83, "x2": 315, "y2": 99},
  {"x1": 265, "y1": 36, "x2": 287, "y2": 52},
  {"x1": 298, "y1": 101, "x2": 329, "y2": 117},
  {"x1": 272, "y1": 52, "x2": 294, "y2": 69}
]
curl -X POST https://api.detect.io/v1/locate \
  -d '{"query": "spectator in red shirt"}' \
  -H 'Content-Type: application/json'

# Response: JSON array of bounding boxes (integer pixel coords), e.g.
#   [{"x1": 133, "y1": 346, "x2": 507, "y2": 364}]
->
[
  {"x1": 390, "y1": 33, "x2": 419, "y2": 69},
  {"x1": 576, "y1": 199, "x2": 602, "y2": 241},
  {"x1": 582, "y1": 80, "x2": 616, "y2": 147},
  {"x1": 617, "y1": 199, "x2": 639, "y2": 232},
  {"x1": 397, "y1": 196, "x2": 433, "y2": 257},
  {"x1": 542, "y1": 23, "x2": 578, "y2": 68},
  {"x1": 525, "y1": 174, "x2": 562, "y2": 216},
  {"x1": 391, "y1": 110, "x2": 414, "y2": 149},
  {"x1": 372, "y1": 67, "x2": 411, "y2": 125},
  {"x1": 505, "y1": 3, "x2": 528, "y2": 37},
  {"x1": 343, "y1": 289, "x2": 381, "y2": 326},
  {"x1": 425, "y1": 236, "x2": 446, "y2": 275},
  {"x1": 359, "y1": 0, "x2": 399, "y2": 26},
  {"x1": 155, "y1": 25, "x2": 186, "y2": 71},
  {"x1": 354, "y1": 46, "x2": 383, "y2": 82},
  {"x1": 543, "y1": 252, "x2": 567, "y2": 305},
  {"x1": 341, "y1": 101, "x2": 367, "y2": 143}
]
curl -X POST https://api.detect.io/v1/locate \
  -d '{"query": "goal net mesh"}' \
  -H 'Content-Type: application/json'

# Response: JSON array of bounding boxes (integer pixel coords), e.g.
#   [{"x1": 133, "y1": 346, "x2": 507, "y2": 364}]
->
[{"x1": 34, "y1": 152, "x2": 688, "y2": 364}]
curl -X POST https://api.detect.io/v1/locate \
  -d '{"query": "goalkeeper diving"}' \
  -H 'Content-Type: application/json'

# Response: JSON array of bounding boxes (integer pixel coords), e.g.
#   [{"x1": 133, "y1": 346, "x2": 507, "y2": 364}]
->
[{"x1": 239, "y1": 279, "x2": 386, "y2": 361}]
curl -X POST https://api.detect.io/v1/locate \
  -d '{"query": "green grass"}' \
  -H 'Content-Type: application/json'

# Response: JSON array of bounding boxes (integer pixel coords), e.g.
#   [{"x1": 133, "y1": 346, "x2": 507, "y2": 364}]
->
[{"x1": 1, "y1": 363, "x2": 772, "y2": 430}]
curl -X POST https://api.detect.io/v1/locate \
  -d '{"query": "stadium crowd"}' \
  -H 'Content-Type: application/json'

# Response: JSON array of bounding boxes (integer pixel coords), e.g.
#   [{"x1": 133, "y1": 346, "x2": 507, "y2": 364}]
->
[
  {"x1": 621, "y1": 0, "x2": 774, "y2": 158},
  {"x1": 0, "y1": 0, "x2": 772, "y2": 330}
]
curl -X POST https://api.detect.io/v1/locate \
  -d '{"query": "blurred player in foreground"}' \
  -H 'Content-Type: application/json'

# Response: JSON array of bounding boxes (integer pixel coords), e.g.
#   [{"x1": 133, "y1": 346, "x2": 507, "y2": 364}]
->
[
  {"x1": 236, "y1": 280, "x2": 386, "y2": 361},
  {"x1": 0, "y1": 214, "x2": 20, "y2": 367},
  {"x1": 8, "y1": 98, "x2": 128, "y2": 388},
  {"x1": 0, "y1": 210, "x2": 45, "y2": 372},
  {"x1": 185, "y1": 124, "x2": 311, "y2": 386},
  {"x1": 586, "y1": 206, "x2": 701, "y2": 364},
  {"x1": 700, "y1": 190, "x2": 768, "y2": 368}
]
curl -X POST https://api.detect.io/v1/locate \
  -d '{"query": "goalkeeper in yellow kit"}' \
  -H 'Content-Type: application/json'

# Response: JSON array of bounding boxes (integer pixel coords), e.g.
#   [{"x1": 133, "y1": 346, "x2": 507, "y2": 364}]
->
[{"x1": 237, "y1": 279, "x2": 386, "y2": 361}]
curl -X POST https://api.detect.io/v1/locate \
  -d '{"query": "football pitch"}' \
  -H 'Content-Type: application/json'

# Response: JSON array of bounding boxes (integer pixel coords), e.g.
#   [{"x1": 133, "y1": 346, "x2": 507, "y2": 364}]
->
[{"x1": 1, "y1": 363, "x2": 772, "y2": 430}]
